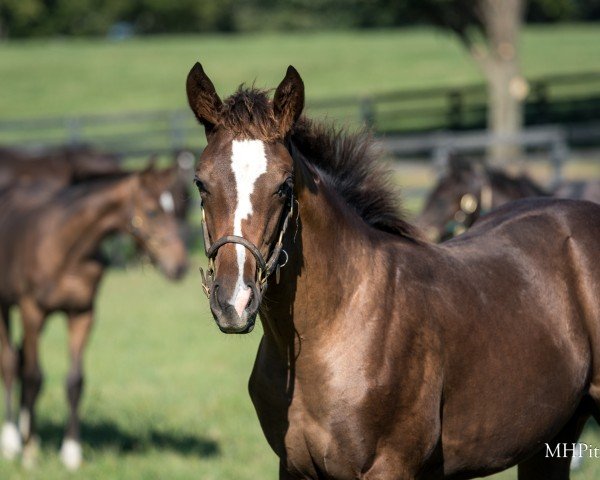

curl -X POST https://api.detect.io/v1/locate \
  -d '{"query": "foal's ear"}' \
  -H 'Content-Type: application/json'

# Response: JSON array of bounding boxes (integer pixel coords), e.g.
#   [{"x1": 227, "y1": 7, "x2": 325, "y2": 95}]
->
[
  {"x1": 273, "y1": 65, "x2": 304, "y2": 137},
  {"x1": 186, "y1": 62, "x2": 223, "y2": 137}
]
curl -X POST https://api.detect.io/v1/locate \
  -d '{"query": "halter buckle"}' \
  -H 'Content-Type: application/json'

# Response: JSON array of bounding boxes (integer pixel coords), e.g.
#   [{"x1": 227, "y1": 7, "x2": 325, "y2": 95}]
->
[{"x1": 199, "y1": 258, "x2": 215, "y2": 298}]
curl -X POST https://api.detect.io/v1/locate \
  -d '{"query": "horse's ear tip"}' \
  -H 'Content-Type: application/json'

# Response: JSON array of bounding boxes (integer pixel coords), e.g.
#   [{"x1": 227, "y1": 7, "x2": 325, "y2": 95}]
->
[{"x1": 189, "y1": 62, "x2": 205, "y2": 76}]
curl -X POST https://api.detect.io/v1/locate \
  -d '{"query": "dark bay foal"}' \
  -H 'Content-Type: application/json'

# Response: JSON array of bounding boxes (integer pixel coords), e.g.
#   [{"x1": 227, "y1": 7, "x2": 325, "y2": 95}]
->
[
  {"x1": 187, "y1": 63, "x2": 600, "y2": 479},
  {"x1": 417, "y1": 156, "x2": 600, "y2": 242},
  {"x1": 0, "y1": 167, "x2": 187, "y2": 469}
]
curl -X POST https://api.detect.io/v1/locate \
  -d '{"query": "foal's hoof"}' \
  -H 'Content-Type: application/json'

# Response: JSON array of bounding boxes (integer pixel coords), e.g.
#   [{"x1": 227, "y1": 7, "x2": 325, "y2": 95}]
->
[
  {"x1": 21, "y1": 436, "x2": 40, "y2": 470},
  {"x1": 60, "y1": 438, "x2": 82, "y2": 471},
  {"x1": 1, "y1": 422, "x2": 22, "y2": 460}
]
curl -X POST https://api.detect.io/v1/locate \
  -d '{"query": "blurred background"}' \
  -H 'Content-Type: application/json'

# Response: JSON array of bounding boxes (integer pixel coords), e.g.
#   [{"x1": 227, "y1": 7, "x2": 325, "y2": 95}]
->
[{"x1": 0, "y1": 1, "x2": 599, "y2": 479}]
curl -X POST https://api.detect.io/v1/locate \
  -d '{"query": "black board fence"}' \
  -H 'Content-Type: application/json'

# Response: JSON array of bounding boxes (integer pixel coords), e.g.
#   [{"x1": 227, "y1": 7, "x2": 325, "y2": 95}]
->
[{"x1": 0, "y1": 71, "x2": 598, "y2": 158}]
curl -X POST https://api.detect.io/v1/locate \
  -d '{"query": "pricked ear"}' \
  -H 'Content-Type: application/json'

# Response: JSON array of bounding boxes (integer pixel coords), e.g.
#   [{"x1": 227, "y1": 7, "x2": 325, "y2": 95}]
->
[
  {"x1": 139, "y1": 166, "x2": 178, "y2": 193},
  {"x1": 273, "y1": 65, "x2": 304, "y2": 137},
  {"x1": 186, "y1": 62, "x2": 223, "y2": 136}
]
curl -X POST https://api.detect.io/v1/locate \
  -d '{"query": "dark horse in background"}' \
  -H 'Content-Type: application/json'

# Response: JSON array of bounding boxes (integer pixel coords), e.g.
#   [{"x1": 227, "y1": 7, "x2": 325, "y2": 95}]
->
[
  {"x1": 0, "y1": 167, "x2": 188, "y2": 469},
  {"x1": 187, "y1": 63, "x2": 600, "y2": 479},
  {"x1": 417, "y1": 156, "x2": 600, "y2": 242}
]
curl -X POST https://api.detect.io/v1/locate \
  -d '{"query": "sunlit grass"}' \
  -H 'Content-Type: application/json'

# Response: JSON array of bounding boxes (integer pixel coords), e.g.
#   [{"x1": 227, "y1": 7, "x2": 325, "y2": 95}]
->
[{"x1": 0, "y1": 25, "x2": 598, "y2": 119}]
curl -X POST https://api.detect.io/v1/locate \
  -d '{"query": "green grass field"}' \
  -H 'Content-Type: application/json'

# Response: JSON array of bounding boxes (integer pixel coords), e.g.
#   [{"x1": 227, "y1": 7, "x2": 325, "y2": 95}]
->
[
  {"x1": 0, "y1": 260, "x2": 599, "y2": 479},
  {"x1": 0, "y1": 25, "x2": 599, "y2": 118},
  {"x1": 1, "y1": 25, "x2": 600, "y2": 479}
]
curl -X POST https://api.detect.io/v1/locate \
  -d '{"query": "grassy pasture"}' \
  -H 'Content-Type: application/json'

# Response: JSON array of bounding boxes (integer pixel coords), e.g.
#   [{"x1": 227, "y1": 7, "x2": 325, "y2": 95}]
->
[
  {"x1": 0, "y1": 25, "x2": 599, "y2": 479},
  {"x1": 0, "y1": 257, "x2": 599, "y2": 479},
  {"x1": 0, "y1": 25, "x2": 599, "y2": 119}
]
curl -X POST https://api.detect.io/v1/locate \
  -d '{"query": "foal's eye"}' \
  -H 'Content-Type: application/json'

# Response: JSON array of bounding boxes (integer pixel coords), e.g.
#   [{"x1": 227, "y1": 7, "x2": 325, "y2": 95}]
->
[
  {"x1": 146, "y1": 209, "x2": 159, "y2": 218},
  {"x1": 194, "y1": 177, "x2": 208, "y2": 194},
  {"x1": 275, "y1": 177, "x2": 293, "y2": 198}
]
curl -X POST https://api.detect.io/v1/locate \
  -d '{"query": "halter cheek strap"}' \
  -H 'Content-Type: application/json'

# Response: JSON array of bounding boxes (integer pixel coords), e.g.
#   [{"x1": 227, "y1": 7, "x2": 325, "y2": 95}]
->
[{"x1": 199, "y1": 194, "x2": 294, "y2": 298}]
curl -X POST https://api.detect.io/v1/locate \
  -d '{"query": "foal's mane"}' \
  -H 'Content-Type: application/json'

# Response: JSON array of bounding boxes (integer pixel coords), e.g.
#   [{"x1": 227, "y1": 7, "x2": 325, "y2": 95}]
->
[{"x1": 221, "y1": 87, "x2": 423, "y2": 242}]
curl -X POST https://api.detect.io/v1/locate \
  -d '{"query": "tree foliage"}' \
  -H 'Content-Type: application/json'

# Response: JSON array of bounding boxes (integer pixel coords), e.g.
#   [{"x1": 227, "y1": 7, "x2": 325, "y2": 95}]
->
[{"x1": 0, "y1": 0, "x2": 597, "y2": 38}]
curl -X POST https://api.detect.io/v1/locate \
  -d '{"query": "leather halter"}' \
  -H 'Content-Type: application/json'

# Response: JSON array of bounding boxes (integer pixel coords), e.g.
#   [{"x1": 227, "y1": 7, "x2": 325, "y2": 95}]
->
[{"x1": 199, "y1": 194, "x2": 294, "y2": 298}]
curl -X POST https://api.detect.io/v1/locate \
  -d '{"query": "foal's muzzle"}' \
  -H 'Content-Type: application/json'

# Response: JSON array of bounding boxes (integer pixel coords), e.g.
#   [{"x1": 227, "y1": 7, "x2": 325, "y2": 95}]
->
[
  {"x1": 202, "y1": 236, "x2": 270, "y2": 334},
  {"x1": 199, "y1": 195, "x2": 294, "y2": 334},
  {"x1": 209, "y1": 280, "x2": 261, "y2": 334}
]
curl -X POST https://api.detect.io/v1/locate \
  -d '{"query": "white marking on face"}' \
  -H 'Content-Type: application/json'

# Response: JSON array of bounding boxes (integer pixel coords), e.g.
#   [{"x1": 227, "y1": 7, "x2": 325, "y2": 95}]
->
[
  {"x1": 159, "y1": 191, "x2": 175, "y2": 213},
  {"x1": 229, "y1": 140, "x2": 268, "y2": 315}
]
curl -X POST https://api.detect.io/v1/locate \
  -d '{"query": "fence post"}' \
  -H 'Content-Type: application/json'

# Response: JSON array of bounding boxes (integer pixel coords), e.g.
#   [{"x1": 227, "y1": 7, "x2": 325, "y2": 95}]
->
[
  {"x1": 359, "y1": 96, "x2": 376, "y2": 130},
  {"x1": 448, "y1": 91, "x2": 463, "y2": 130},
  {"x1": 65, "y1": 117, "x2": 82, "y2": 146},
  {"x1": 550, "y1": 129, "x2": 568, "y2": 189},
  {"x1": 532, "y1": 82, "x2": 549, "y2": 125},
  {"x1": 170, "y1": 110, "x2": 187, "y2": 153}
]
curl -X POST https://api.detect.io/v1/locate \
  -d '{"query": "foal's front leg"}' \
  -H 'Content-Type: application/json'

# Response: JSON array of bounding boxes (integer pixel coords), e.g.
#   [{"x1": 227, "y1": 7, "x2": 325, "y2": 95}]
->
[
  {"x1": 61, "y1": 309, "x2": 94, "y2": 471},
  {"x1": 18, "y1": 298, "x2": 45, "y2": 468},
  {"x1": 0, "y1": 303, "x2": 21, "y2": 459}
]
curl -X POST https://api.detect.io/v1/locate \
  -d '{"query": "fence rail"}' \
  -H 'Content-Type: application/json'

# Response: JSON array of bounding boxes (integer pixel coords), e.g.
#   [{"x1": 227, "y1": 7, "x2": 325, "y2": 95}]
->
[{"x1": 0, "y1": 72, "x2": 599, "y2": 157}]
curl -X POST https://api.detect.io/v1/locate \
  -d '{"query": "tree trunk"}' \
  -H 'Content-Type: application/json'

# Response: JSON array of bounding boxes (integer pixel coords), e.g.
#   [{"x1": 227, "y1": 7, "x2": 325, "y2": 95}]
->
[{"x1": 475, "y1": 0, "x2": 526, "y2": 163}]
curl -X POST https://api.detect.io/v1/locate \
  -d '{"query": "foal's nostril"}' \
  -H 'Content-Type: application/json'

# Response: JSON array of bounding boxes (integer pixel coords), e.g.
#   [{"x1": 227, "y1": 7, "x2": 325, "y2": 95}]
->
[{"x1": 213, "y1": 283, "x2": 230, "y2": 311}]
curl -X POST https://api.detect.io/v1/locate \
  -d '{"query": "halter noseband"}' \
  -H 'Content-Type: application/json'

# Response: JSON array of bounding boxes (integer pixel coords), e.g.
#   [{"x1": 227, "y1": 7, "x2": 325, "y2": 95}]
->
[{"x1": 199, "y1": 194, "x2": 294, "y2": 298}]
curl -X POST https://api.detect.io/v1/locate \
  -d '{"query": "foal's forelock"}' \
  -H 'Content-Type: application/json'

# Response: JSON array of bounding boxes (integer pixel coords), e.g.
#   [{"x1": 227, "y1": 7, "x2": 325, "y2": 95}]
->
[{"x1": 228, "y1": 139, "x2": 268, "y2": 315}]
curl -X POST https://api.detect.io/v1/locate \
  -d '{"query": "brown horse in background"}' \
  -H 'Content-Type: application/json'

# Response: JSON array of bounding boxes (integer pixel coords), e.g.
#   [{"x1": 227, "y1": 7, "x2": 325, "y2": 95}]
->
[
  {"x1": 417, "y1": 156, "x2": 600, "y2": 242},
  {"x1": 0, "y1": 145, "x2": 122, "y2": 191},
  {"x1": 0, "y1": 167, "x2": 187, "y2": 469},
  {"x1": 187, "y1": 63, "x2": 600, "y2": 479},
  {"x1": 0, "y1": 145, "x2": 196, "y2": 226}
]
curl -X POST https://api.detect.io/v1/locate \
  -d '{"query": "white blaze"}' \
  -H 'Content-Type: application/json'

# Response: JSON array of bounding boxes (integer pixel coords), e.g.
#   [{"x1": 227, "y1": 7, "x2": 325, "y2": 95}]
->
[
  {"x1": 229, "y1": 140, "x2": 268, "y2": 316},
  {"x1": 159, "y1": 191, "x2": 175, "y2": 213}
]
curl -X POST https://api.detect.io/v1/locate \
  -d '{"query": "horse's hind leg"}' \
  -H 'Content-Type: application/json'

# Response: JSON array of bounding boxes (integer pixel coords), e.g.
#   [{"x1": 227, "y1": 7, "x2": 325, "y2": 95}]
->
[
  {"x1": 60, "y1": 309, "x2": 94, "y2": 471},
  {"x1": 0, "y1": 302, "x2": 21, "y2": 459},
  {"x1": 18, "y1": 298, "x2": 45, "y2": 468},
  {"x1": 517, "y1": 410, "x2": 589, "y2": 480}
]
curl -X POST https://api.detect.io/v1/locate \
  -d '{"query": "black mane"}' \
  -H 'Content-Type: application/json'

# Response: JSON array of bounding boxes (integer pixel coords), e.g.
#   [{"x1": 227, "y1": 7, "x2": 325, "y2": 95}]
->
[{"x1": 221, "y1": 88, "x2": 423, "y2": 242}]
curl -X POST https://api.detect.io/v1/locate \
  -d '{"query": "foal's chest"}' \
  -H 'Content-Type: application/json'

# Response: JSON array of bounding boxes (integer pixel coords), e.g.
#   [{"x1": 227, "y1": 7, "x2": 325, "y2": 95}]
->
[
  {"x1": 283, "y1": 403, "x2": 366, "y2": 479},
  {"x1": 251, "y1": 370, "x2": 375, "y2": 479}
]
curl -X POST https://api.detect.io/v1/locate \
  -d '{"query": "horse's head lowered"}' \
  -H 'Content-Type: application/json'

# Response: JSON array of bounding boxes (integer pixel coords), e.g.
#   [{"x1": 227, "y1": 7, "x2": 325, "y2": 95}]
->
[
  {"x1": 186, "y1": 63, "x2": 303, "y2": 333},
  {"x1": 129, "y1": 166, "x2": 189, "y2": 280},
  {"x1": 416, "y1": 157, "x2": 492, "y2": 242}
]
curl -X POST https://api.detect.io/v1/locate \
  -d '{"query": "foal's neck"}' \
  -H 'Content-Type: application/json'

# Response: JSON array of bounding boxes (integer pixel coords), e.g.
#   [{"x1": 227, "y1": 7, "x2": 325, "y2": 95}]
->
[
  {"x1": 260, "y1": 169, "x2": 379, "y2": 359},
  {"x1": 57, "y1": 176, "x2": 134, "y2": 264}
]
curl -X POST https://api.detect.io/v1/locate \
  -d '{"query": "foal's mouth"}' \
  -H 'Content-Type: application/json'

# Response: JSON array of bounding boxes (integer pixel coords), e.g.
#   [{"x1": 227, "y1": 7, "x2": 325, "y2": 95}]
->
[{"x1": 217, "y1": 319, "x2": 256, "y2": 334}]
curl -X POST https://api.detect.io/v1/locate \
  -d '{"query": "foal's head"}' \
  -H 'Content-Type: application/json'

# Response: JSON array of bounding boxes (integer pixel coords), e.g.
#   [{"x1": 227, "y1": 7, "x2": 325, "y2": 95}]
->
[
  {"x1": 417, "y1": 157, "x2": 487, "y2": 242},
  {"x1": 129, "y1": 166, "x2": 189, "y2": 280},
  {"x1": 186, "y1": 63, "x2": 304, "y2": 333}
]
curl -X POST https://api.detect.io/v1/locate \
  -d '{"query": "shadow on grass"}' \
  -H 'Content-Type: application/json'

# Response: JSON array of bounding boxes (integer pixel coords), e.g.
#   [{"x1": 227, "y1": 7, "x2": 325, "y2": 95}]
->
[
  {"x1": 583, "y1": 418, "x2": 600, "y2": 435},
  {"x1": 37, "y1": 419, "x2": 220, "y2": 457}
]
